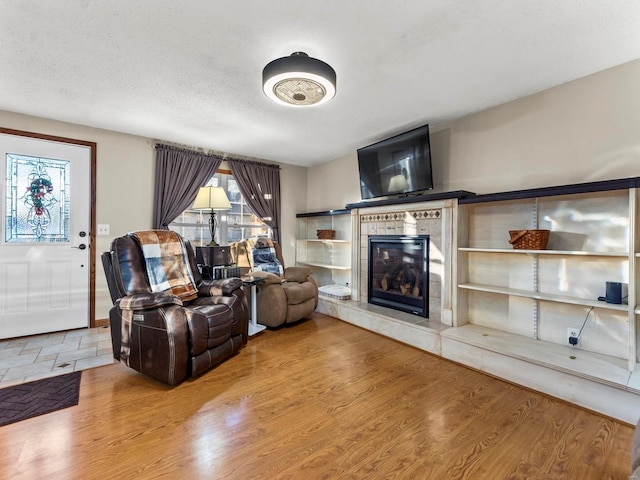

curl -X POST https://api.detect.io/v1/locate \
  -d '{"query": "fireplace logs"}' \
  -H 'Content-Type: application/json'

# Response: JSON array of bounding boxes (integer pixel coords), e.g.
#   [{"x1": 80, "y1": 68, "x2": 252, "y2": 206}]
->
[{"x1": 380, "y1": 264, "x2": 422, "y2": 297}]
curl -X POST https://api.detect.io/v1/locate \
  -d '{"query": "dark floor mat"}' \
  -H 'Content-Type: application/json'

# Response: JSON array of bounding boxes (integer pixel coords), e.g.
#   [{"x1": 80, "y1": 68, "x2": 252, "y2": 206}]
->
[{"x1": 0, "y1": 371, "x2": 81, "y2": 427}]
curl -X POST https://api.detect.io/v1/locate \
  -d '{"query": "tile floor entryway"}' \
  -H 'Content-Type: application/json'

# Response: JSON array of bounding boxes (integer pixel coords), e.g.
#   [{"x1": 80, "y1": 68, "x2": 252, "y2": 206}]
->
[{"x1": 0, "y1": 326, "x2": 115, "y2": 388}]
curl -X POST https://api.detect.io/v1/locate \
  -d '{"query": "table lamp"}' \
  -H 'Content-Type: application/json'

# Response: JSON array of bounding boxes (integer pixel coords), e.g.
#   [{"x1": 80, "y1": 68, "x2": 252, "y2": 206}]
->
[
  {"x1": 388, "y1": 174, "x2": 409, "y2": 193},
  {"x1": 193, "y1": 186, "x2": 232, "y2": 246}
]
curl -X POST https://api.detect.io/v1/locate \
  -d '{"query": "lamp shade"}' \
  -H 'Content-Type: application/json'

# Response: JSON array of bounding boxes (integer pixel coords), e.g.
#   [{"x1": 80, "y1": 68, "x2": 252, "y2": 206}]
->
[
  {"x1": 388, "y1": 174, "x2": 410, "y2": 193},
  {"x1": 192, "y1": 186, "x2": 231, "y2": 210},
  {"x1": 262, "y1": 52, "x2": 336, "y2": 107}
]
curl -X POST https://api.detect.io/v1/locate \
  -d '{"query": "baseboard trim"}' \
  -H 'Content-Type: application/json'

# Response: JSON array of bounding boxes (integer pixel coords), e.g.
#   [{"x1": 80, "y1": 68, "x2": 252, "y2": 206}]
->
[{"x1": 94, "y1": 318, "x2": 109, "y2": 328}]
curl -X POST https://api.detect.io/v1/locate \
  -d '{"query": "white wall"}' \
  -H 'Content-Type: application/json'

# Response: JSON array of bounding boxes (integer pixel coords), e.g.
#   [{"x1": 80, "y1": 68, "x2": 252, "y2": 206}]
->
[
  {"x1": 0, "y1": 111, "x2": 306, "y2": 321},
  {"x1": 307, "y1": 59, "x2": 640, "y2": 211}
]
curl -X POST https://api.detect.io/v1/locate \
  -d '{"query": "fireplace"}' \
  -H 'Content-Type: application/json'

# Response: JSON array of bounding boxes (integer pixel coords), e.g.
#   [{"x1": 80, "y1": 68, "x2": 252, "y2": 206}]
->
[{"x1": 368, "y1": 235, "x2": 429, "y2": 317}]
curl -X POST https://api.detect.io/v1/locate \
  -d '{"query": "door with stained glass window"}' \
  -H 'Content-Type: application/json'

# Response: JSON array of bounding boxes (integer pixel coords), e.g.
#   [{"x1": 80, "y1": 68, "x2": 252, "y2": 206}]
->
[{"x1": 0, "y1": 132, "x2": 91, "y2": 339}]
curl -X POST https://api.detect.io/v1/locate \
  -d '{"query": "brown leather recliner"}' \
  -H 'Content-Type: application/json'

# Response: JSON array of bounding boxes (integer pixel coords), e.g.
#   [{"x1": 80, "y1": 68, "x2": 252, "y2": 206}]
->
[
  {"x1": 102, "y1": 230, "x2": 249, "y2": 385},
  {"x1": 230, "y1": 238, "x2": 318, "y2": 328}
]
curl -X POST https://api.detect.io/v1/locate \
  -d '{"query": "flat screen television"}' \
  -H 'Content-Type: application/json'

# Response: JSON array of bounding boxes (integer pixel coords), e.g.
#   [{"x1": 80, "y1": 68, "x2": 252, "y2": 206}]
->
[{"x1": 357, "y1": 124, "x2": 433, "y2": 200}]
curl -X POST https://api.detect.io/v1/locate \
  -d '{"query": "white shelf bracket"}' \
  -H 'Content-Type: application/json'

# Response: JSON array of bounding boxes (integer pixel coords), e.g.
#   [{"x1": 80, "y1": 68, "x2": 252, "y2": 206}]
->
[
  {"x1": 532, "y1": 198, "x2": 539, "y2": 339},
  {"x1": 629, "y1": 188, "x2": 637, "y2": 371}
]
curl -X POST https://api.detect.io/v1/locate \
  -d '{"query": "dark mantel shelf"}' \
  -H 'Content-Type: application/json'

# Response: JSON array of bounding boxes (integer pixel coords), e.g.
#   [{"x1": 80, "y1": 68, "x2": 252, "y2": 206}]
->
[
  {"x1": 300, "y1": 177, "x2": 640, "y2": 217},
  {"x1": 459, "y1": 177, "x2": 640, "y2": 204},
  {"x1": 345, "y1": 190, "x2": 476, "y2": 210},
  {"x1": 296, "y1": 208, "x2": 351, "y2": 218}
]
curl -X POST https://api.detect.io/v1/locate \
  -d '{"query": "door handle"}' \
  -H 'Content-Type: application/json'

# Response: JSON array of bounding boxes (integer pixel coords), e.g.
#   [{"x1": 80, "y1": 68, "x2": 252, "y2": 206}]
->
[{"x1": 72, "y1": 244, "x2": 87, "y2": 250}]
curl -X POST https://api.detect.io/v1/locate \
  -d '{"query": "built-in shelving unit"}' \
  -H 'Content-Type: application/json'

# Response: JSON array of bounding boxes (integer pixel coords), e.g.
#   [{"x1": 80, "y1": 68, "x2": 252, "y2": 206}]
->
[
  {"x1": 455, "y1": 178, "x2": 638, "y2": 383},
  {"x1": 296, "y1": 209, "x2": 353, "y2": 288},
  {"x1": 305, "y1": 178, "x2": 640, "y2": 421}
]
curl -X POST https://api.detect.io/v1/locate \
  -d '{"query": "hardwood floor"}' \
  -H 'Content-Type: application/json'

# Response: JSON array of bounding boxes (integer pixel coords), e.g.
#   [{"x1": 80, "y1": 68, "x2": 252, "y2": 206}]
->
[{"x1": 0, "y1": 313, "x2": 633, "y2": 479}]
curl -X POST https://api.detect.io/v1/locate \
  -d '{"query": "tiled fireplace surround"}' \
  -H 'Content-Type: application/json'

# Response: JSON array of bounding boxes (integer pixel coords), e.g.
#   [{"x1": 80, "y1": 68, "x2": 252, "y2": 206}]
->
[{"x1": 316, "y1": 198, "x2": 456, "y2": 354}]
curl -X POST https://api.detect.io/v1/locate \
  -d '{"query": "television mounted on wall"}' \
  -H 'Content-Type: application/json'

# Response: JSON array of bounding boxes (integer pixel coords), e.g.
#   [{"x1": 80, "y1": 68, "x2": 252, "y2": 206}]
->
[{"x1": 357, "y1": 124, "x2": 433, "y2": 200}]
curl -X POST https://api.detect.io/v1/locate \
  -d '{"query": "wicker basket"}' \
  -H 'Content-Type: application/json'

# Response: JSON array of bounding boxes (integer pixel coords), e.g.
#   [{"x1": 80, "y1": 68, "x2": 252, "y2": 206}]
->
[
  {"x1": 316, "y1": 229, "x2": 335, "y2": 240},
  {"x1": 508, "y1": 229, "x2": 550, "y2": 250}
]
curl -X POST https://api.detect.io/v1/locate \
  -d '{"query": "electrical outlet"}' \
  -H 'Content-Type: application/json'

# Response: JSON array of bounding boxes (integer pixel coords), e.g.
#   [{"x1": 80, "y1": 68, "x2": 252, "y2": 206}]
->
[{"x1": 567, "y1": 327, "x2": 579, "y2": 345}]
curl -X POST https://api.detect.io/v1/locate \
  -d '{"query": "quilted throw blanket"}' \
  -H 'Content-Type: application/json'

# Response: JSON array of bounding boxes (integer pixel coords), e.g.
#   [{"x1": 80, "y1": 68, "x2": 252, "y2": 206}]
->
[
  {"x1": 246, "y1": 237, "x2": 283, "y2": 276},
  {"x1": 131, "y1": 230, "x2": 198, "y2": 301}
]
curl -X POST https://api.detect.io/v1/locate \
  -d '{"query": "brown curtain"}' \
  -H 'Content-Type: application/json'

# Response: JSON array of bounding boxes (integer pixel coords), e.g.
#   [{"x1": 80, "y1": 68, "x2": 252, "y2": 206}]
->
[
  {"x1": 153, "y1": 144, "x2": 222, "y2": 229},
  {"x1": 226, "y1": 158, "x2": 281, "y2": 243}
]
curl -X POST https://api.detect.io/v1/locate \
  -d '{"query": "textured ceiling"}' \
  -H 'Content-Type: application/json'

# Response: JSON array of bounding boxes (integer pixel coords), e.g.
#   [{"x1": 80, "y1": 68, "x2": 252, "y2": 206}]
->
[{"x1": 1, "y1": 1, "x2": 639, "y2": 167}]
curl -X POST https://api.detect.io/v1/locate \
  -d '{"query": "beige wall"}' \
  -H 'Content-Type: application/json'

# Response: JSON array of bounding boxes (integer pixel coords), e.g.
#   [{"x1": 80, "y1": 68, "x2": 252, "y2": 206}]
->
[
  {"x1": 3, "y1": 58, "x2": 638, "y2": 321},
  {"x1": 0, "y1": 111, "x2": 306, "y2": 321},
  {"x1": 279, "y1": 162, "x2": 308, "y2": 259},
  {"x1": 307, "y1": 59, "x2": 640, "y2": 211},
  {"x1": 305, "y1": 155, "x2": 361, "y2": 212}
]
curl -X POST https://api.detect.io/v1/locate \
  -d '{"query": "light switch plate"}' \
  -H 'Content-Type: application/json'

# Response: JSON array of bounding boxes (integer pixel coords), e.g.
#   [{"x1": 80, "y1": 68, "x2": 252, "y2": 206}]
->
[{"x1": 97, "y1": 224, "x2": 110, "y2": 236}]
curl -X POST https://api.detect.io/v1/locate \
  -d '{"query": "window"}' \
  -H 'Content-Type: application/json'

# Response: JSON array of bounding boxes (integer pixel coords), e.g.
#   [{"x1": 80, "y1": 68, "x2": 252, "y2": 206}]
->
[{"x1": 169, "y1": 172, "x2": 270, "y2": 246}]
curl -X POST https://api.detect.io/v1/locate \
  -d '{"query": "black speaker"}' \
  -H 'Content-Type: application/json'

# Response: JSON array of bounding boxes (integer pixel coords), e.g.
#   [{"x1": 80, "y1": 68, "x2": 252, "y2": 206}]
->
[{"x1": 605, "y1": 281, "x2": 622, "y2": 304}]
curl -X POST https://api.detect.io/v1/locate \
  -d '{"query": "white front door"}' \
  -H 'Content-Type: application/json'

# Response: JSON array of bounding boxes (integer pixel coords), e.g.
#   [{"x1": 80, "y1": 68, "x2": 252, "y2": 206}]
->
[{"x1": 0, "y1": 131, "x2": 93, "y2": 339}]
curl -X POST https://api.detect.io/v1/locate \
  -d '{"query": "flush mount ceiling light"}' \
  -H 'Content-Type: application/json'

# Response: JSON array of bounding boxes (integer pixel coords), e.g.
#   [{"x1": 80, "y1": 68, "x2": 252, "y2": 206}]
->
[{"x1": 262, "y1": 52, "x2": 336, "y2": 107}]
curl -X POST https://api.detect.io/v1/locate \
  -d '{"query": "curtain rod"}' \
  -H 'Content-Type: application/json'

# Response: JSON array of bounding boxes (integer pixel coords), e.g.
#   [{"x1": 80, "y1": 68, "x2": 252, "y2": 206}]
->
[
  {"x1": 155, "y1": 143, "x2": 223, "y2": 158},
  {"x1": 154, "y1": 141, "x2": 280, "y2": 169},
  {"x1": 226, "y1": 157, "x2": 280, "y2": 170}
]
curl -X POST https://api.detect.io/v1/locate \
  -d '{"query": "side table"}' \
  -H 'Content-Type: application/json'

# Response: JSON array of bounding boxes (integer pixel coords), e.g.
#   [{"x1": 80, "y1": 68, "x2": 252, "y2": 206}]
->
[
  {"x1": 241, "y1": 275, "x2": 267, "y2": 336},
  {"x1": 196, "y1": 246, "x2": 235, "y2": 280},
  {"x1": 196, "y1": 245, "x2": 232, "y2": 267}
]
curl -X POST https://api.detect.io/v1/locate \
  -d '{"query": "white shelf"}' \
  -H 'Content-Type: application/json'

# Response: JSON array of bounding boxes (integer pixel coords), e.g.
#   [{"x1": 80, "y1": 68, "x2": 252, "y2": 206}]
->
[
  {"x1": 458, "y1": 282, "x2": 629, "y2": 311},
  {"x1": 299, "y1": 239, "x2": 351, "y2": 244},
  {"x1": 442, "y1": 324, "x2": 631, "y2": 389},
  {"x1": 298, "y1": 261, "x2": 351, "y2": 271},
  {"x1": 459, "y1": 247, "x2": 628, "y2": 257}
]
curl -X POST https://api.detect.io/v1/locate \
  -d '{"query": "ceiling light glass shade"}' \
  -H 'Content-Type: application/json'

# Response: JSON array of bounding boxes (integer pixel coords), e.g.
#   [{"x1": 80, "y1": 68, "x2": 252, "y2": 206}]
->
[{"x1": 262, "y1": 52, "x2": 336, "y2": 107}]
